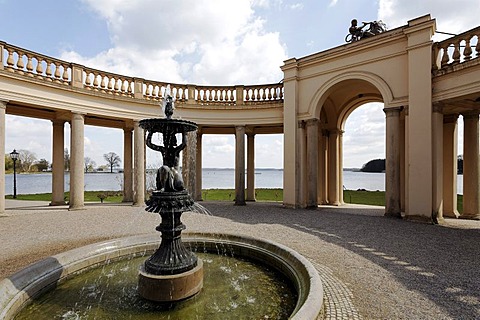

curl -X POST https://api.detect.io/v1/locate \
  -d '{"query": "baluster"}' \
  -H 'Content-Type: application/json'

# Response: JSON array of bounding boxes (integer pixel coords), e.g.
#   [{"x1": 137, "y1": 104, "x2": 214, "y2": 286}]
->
[
  {"x1": 122, "y1": 80, "x2": 128, "y2": 95},
  {"x1": 255, "y1": 88, "x2": 261, "y2": 101},
  {"x1": 175, "y1": 88, "x2": 181, "y2": 100},
  {"x1": 244, "y1": 89, "x2": 250, "y2": 102},
  {"x1": 54, "y1": 62, "x2": 62, "y2": 83},
  {"x1": 476, "y1": 38, "x2": 480, "y2": 58},
  {"x1": 101, "y1": 75, "x2": 108, "y2": 92},
  {"x1": 127, "y1": 81, "x2": 133, "y2": 96},
  {"x1": 6, "y1": 48, "x2": 15, "y2": 72},
  {"x1": 229, "y1": 89, "x2": 235, "y2": 102},
  {"x1": 279, "y1": 87, "x2": 284, "y2": 100},
  {"x1": 26, "y1": 55, "x2": 34, "y2": 77},
  {"x1": 273, "y1": 86, "x2": 278, "y2": 100},
  {"x1": 114, "y1": 79, "x2": 120, "y2": 93},
  {"x1": 93, "y1": 73, "x2": 100, "y2": 90},
  {"x1": 16, "y1": 51, "x2": 25, "y2": 74},
  {"x1": 440, "y1": 45, "x2": 450, "y2": 67},
  {"x1": 108, "y1": 77, "x2": 114, "y2": 93},
  {"x1": 214, "y1": 89, "x2": 219, "y2": 102},
  {"x1": 452, "y1": 40, "x2": 461, "y2": 63},
  {"x1": 85, "y1": 71, "x2": 92, "y2": 88},
  {"x1": 62, "y1": 64, "x2": 69, "y2": 83},
  {"x1": 463, "y1": 37, "x2": 472, "y2": 61},
  {"x1": 45, "y1": 60, "x2": 53, "y2": 81},
  {"x1": 146, "y1": 84, "x2": 153, "y2": 98},
  {"x1": 35, "y1": 57, "x2": 44, "y2": 79}
]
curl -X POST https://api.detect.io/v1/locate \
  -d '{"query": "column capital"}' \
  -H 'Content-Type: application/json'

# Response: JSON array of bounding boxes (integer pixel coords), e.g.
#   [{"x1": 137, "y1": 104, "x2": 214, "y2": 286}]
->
[
  {"x1": 432, "y1": 102, "x2": 444, "y2": 114},
  {"x1": 235, "y1": 125, "x2": 246, "y2": 133},
  {"x1": 0, "y1": 99, "x2": 8, "y2": 109},
  {"x1": 297, "y1": 120, "x2": 306, "y2": 129},
  {"x1": 383, "y1": 106, "x2": 403, "y2": 116},
  {"x1": 329, "y1": 128, "x2": 344, "y2": 136},
  {"x1": 443, "y1": 114, "x2": 459, "y2": 124},
  {"x1": 305, "y1": 118, "x2": 319, "y2": 127},
  {"x1": 462, "y1": 110, "x2": 480, "y2": 119}
]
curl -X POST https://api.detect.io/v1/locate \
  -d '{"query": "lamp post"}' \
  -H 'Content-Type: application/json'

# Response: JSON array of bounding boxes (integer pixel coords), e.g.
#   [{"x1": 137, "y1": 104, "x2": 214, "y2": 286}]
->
[{"x1": 10, "y1": 149, "x2": 19, "y2": 199}]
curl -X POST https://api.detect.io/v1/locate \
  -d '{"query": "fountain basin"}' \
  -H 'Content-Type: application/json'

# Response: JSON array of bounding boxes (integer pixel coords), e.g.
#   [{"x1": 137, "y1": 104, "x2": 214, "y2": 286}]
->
[{"x1": 0, "y1": 233, "x2": 323, "y2": 319}]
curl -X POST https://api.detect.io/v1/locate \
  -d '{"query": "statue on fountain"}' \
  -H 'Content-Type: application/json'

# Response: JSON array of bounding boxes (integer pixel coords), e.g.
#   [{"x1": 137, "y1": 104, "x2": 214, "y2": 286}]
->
[{"x1": 146, "y1": 129, "x2": 186, "y2": 192}]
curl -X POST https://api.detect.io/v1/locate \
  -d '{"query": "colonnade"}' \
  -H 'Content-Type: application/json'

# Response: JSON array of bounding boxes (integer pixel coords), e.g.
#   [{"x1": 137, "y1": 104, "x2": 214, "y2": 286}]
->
[
  {"x1": 298, "y1": 105, "x2": 480, "y2": 221},
  {"x1": 192, "y1": 126, "x2": 257, "y2": 205},
  {"x1": 0, "y1": 105, "x2": 146, "y2": 211}
]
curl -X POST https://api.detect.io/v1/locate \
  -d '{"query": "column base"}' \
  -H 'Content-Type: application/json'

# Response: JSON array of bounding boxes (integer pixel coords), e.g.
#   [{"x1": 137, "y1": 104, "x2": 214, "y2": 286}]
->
[
  {"x1": 384, "y1": 212, "x2": 402, "y2": 218},
  {"x1": 68, "y1": 205, "x2": 85, "y2": 211},
  {"x1": 403, "y1": 214, "x2": 436, "y2": 224},
  {"x1": 443, "y1": 211, "x2": 460, "y2": 218},
  {"x1": 459, "y1": 213, "x2": 480, "y2": 220},
  {"x1": 234, "y1": 200, "x2": 246, "y2": 206},
  {"x1": 49, "y1": 201, "x2": 66, "y2": 206}
]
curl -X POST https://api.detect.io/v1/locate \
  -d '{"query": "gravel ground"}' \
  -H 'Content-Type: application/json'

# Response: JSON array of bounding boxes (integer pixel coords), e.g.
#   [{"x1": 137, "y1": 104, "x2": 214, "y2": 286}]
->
[{"x1": 1, "y1": 200, "x2": 479, "y2": 319}]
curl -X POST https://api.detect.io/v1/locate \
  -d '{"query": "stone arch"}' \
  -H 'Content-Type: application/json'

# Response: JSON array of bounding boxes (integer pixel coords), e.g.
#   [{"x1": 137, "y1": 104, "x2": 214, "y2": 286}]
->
[{"x1": 309, "y1": 71, "x2": 394, "y2": 121}]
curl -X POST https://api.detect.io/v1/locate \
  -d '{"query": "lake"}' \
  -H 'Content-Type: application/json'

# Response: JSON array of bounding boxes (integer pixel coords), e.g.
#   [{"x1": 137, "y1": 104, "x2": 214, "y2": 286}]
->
[{"x1": 3, "y1": 169, "x2": 464, "y2": 195}]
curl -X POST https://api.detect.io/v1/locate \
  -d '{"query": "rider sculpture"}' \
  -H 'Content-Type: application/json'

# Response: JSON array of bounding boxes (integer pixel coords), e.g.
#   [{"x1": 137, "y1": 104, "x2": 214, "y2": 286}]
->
[{"x1": 346, "y1": 19, "x2": 387, "y2": 43}]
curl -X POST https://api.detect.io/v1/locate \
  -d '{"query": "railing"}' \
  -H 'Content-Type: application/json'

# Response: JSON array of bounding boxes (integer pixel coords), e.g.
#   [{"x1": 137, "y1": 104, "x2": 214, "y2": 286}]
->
[
  {"x1": 433, "y1": 26, "x2": 480, "y2": 70},
  {"x1": 0, "y1": 41, "x2": 284, "y2": 108}
]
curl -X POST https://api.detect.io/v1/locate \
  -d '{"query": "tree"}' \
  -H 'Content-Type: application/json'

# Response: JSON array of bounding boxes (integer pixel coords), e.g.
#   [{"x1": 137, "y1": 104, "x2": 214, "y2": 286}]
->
[
  {"x1": 18, "y1": 149, "x2": 37, "y2": 172},
  {"x1": 35, "y1": 158, "x2": 50, "y2": 172},
  {"x1": 360, "y1": 159, "x2": 385, "y2": 173},
  {"x1": 4, "y1": 154, "x2": 13, "y2": 171},
  {"x1": 104, "y1": 152, "x2": 121, "y2": 173},
  {"x1": 64, "y1": 148, "x2": 70, "y2": 171},
  {"x1": 84, "y1": 157, "x2": 96, "y2": 172}
]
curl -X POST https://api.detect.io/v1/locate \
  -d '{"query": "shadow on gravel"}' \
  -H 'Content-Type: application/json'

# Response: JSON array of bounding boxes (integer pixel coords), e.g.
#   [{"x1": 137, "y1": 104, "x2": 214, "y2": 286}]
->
[{"x1": 202, "y1": 201, "x2": 480, "y2": 320}]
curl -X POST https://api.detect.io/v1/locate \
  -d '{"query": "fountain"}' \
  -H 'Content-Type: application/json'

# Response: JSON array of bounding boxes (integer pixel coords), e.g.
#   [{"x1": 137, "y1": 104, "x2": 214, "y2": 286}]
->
[
  {"x1": 0, "y1": 96, "x2": 324, "y2": 319},
  {"x1": 137, "y1": 95, "x2": 203, "y2": 302}
]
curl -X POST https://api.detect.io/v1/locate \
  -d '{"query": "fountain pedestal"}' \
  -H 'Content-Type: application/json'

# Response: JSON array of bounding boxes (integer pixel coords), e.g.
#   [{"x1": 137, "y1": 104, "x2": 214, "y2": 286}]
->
[{"x1": 138, "y1": 98, "x2": 203, "y2": 302}]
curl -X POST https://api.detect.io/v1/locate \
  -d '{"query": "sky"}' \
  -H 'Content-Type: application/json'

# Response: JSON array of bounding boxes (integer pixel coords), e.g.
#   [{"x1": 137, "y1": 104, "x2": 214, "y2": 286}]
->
[{"x1": 1, "y1": 0, "x2": 478, "y2": 169}]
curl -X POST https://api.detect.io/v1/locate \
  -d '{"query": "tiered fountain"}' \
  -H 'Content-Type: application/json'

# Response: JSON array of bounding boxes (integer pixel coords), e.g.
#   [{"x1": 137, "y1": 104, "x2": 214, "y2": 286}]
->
[
  {"x1": 138, "y1": 95, "x2": 203, "y2": 302},
  {"x1": 0, "y1": 96, "x2": 323, "y2": 319}
]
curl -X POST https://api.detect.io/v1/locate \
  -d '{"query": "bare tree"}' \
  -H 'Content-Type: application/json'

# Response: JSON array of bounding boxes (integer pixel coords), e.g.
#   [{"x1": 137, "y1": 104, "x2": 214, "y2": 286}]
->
[
  {"x1": 64, "y1": 148, "x2": 70, "y2": 171},
  {"x1": 18, "y1": 149, "x2": 37, "y2": 172},
  {"x1": 84, "y1": 157, "x2": 96, "y2": 172},
  {"x1": 103, "y1": 152, "x2": 121, "y2": 173}
]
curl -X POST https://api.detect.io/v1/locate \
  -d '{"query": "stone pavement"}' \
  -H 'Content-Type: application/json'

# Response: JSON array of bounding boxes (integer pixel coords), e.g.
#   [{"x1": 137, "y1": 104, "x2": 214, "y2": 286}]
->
[{"x1": 1, "y1": 200, "x2": 479, "y2": 319}]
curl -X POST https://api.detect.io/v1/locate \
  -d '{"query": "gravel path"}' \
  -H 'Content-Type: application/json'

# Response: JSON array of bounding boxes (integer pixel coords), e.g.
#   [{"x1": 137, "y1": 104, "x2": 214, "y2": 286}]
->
[{"x1": 1, "y1": 200, "x2": 479, "y2": 319}]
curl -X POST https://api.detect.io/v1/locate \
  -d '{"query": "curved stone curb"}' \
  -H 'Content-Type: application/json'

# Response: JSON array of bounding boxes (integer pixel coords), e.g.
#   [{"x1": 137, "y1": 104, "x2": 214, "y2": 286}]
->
[{"x1": 0, "y1": 232, "x2": 323, "y2": 320}]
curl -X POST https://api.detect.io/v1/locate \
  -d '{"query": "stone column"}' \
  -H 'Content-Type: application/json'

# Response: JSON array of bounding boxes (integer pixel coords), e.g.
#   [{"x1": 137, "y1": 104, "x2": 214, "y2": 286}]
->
[
  {"x1": 338, "y1": 130, "x2": 344, "y2": 205},
  {"x1": 318, "y1": 130, "x2": 328, "y2": 204},
  {"x1": 195, "y1": 130, "x2": 203, "y2": 201},
  {"x1": 69, "y1": 113, "x2": 85, "y2": 210},
  {"x1": 384, "y1": 107, "x2": 402, "y2": 217},
  {"x1": 327, "y1": 129, "x2": 340, "y2": 205},
  {"x1": 50, "y1": 119, "x2": 65, "y2": 205},
  {"x1": 432, "y1": 104, "x2": 444, "y2": 222},
  {"x1": 443, "y1": 114, "x2": 459, "y2": 217},
  {"x1": 133, "y1": 121, "x2": 145, "y2": 206},
  {"x1": 297, "y1": 121, "x2": 307, "y2": 208},
  {"x1": 0, "y1": 100, "x2": 6, "y2": 213},
  {"x1": 235, "y1": 126, "x2": 246, "y2": 205},
  {"x1": 246, "y1": 133, "x2": 256, "y2": 201},
  {"x1": 306, "y1": 119, "x2": 319, "y2": 208},
  {"x1": 123, "y1": 126, "x2": 133, "y2": 202},
  {"x1": 461, "y1": 112, "x2": 480, "y2": 219}
]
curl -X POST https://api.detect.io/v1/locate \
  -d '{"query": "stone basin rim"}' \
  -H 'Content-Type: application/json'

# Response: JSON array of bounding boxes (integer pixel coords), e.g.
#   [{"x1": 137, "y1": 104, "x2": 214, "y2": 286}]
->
[
  {"x1": 0, "y1": 232, "x2": 324, "y2": 320},
  {"x1": 139, "y1": 118, "x2": 198, "y2": 133}
]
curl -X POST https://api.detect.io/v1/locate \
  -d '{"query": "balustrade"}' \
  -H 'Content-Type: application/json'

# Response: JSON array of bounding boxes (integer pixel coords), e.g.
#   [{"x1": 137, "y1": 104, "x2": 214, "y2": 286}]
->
[
  {"x1": 433, "y1": 26, "x2": 479, "y2": 70},
  {"x1": 3, "y1": 44, "x2": 71, "y2": 83},
  {"x1": 1, "y1": 41, "x2": 284, "y2": 108}
]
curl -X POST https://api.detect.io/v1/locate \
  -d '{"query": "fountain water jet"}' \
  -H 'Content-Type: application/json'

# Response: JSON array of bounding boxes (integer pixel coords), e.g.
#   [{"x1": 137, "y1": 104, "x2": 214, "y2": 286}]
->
[{"x1": 137, "y1": 95, "x2": 203, "y2": 302}]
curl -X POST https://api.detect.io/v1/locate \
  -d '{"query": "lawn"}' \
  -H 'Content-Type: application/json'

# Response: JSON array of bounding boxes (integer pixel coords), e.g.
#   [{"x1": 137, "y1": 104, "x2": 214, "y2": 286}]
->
[{"x1": 5, "y1": 188, "x2": 464, "y2": 213}]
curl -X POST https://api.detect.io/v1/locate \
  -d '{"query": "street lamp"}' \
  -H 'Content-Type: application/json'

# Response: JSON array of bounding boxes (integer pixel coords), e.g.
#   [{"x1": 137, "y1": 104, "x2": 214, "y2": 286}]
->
[{"x1": 10, "y1": 149, "x2": 19, "y2": 199}]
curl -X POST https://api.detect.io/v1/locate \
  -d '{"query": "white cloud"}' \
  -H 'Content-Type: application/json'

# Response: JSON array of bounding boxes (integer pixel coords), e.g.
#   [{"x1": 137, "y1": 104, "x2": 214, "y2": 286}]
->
[
  {"x1": 328, "y1": 0, "x2": 339, "y2": 7},
  {"x1": 378, "y1": 0, "x2": 480, "y2": 35},
  {"x1": 70, "y1": 0, "x2": 287, "y2": 84}
]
